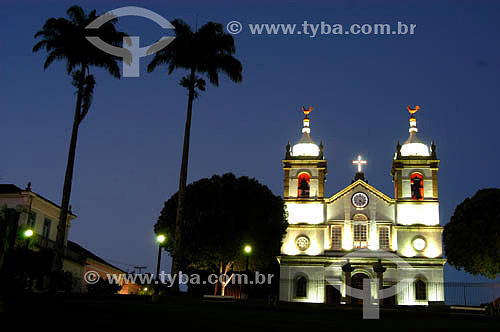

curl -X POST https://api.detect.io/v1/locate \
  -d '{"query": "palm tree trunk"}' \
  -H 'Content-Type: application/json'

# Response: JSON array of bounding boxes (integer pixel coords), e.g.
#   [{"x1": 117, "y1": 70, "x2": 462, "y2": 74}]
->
[
  {"x1": 171, "y1": 67, "x2": 196, "y2": 292},
  {"x1": 49, "y1": 68, "x2": 85, "y2": 291}
]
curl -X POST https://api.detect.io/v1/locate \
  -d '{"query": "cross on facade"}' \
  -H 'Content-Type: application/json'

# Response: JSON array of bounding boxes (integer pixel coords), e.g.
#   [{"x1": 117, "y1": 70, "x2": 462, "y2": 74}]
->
[{"x1": 352, "y1": 155, "x2": 367, "y2": 173}]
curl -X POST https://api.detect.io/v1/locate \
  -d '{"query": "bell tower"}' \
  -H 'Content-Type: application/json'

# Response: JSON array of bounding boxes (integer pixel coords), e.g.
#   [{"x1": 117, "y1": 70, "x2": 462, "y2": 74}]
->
[
  {"x1": 282, "y1": 106, "x2": 327, "y2": 226},
  {"x1": 283, "y1": 107, "x2": 327, "y2": 200},
  {"x1": 391, "y1": 105, "x2": 440, "y2": 226}
]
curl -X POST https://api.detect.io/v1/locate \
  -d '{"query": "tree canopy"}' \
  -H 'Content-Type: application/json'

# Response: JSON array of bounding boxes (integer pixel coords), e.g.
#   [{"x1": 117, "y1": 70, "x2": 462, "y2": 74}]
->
[
  {"x1": 443, "y1": 188, "x2": 500, "y2": 279},
  {"x1": 154, "y1": 173, "x2": 288, "y2": 273}
]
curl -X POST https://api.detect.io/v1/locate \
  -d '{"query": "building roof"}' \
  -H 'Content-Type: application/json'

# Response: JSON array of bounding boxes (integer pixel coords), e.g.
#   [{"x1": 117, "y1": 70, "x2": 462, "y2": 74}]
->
[
  {"x1": 67, "y1": 240, "x2": 124, "y2": 273},
  {"x1": 325, "y1": 179, "x2": 394, "y2": 204},
  {"x1": 0, "y1": 184, "x2": 23, "y2": 194},
  {"x1": 0, "y1": 183, "x2": 76, "y2": 217}
]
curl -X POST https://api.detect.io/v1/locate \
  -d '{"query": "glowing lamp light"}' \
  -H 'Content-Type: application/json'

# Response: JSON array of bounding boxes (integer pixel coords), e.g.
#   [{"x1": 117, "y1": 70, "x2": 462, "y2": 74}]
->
[
  {"x1": 156, "y1": 234, "x2": 166, "y2": 243},
  {"x1": 24, "y1": 229, "x2": 33, "y2": 237},
  {"x1": 244, "y1": 245, "x2": 252, "y2": 254},
  {"x1": 412, "y1": 237, "x2": 426, "y2": 251}
]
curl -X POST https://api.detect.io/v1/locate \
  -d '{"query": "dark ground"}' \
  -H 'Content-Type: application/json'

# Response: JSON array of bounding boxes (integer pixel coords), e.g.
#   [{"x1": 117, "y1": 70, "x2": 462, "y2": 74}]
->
[{"x1": 1, "y1": 294, "x2": 498, "y2": 329}]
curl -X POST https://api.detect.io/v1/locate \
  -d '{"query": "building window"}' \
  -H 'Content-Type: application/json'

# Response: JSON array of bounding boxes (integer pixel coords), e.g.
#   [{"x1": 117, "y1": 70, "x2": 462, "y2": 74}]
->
[
  {"x1": 28, "y1": 212, "x2": 37, "y2": 229},
  {"x1": 415, "y1": 279, "x2": 427, "y2": 300},
  {"x1": 43, "y1": 218, "x2": 52, "y2": 239},
  {"x1": 295, "y1": 277, "x2": 307, "y2": 298},
  {"x1": 295, "y1": 235, "x2": 310, "y2": 251},
  {"x1": 353, "y1": 223, "x2": 367, "y2": 248},
  {"x1": 410, "y1": 173, "x2": 424, "y2": 200},
  {"x1": 379, "y1": 226, "x2": 390, "y2": 250},
  {"x1": 297, "y1": 172, "x2": 310, "y2": 198},
  {"x1": 331, "y1": 226, "x2": 342, "y2": 250}
]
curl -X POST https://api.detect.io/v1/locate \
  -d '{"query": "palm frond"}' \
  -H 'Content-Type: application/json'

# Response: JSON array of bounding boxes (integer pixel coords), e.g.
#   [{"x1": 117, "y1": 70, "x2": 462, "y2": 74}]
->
[
  {"x1": 33, "y1": 5, "x2": 127, "y2": 77},
  {"x1": 66, "y1": 5, "x2": 86, "y2": 26},
  {"x1": 146, "y1": 18, "x2": 242, "y2": 93}
]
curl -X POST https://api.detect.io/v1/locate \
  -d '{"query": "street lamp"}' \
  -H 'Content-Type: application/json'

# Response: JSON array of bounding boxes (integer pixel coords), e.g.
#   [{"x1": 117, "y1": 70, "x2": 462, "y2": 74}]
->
[
  {"x1": 244, "y1": 245, "x2": 252, "y2": 272},
  {"x1": 156, "y1": 234, "x2": 166, "y2": 283},
  {"x1": 24, "y1": 229, "x2": 33, "y2": 249},
  {"x1": 241, "y1": 245, "x2": 253, "y2": 300}
]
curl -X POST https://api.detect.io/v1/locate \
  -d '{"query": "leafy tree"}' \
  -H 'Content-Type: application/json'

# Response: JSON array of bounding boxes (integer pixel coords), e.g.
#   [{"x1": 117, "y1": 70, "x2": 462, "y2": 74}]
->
[
  {"x1": 443, "y1": 188, "x2": 500, "y2": 279},
  {"x1": 155, "y1": 173, "x2": 287, "y2": 296},
  {"x1": 32, "y1": 6, "x2": 127, "y2": 285},
  {"x1": 147, "y1": 20, "x2": 243, "y2": 292}
]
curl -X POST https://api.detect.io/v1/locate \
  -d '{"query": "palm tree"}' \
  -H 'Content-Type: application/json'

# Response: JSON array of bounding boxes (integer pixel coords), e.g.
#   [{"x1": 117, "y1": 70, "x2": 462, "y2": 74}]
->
[
  {"x1": 147, "y1": 19, "x2": 242, "y2": 292},
  {"x1": 33, "y1": 5, "x2": 126, "y2": 290}
]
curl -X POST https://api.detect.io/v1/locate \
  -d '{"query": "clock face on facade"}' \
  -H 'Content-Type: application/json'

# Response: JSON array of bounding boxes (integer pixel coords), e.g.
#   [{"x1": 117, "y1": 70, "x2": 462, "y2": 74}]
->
[{"x1": 351, "y1": 192, "x2": 369, "y2": 208}]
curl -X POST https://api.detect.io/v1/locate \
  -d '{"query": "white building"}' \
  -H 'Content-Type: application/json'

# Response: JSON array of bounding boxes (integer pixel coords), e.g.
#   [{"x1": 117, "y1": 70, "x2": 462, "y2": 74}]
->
[{"x1": 278, "y1": 106, "x2": 446, "y2": 305}]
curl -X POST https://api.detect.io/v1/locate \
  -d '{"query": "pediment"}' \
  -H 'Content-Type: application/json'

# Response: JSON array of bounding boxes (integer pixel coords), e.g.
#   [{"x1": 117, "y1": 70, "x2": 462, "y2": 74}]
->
[{"x1": 325, "y1": 179, "x2": 394, "y2": 205}]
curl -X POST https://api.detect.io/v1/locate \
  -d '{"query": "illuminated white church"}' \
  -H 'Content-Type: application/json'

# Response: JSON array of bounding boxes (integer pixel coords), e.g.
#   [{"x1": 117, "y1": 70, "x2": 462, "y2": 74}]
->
[{"x1": 278, "y1": 106, "x2": 445, "y2": 306}]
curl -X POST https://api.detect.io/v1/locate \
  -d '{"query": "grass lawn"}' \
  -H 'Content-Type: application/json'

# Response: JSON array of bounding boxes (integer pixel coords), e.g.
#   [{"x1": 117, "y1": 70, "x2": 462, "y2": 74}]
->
[{"x1": 2, "y1": 294, "x2": 498, "y2": 329}]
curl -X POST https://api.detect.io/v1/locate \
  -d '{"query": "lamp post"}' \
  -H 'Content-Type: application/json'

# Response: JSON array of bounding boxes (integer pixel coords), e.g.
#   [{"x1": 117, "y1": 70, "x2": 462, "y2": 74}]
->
[
  {"x1": 241, "y1": 245, "x2": 252, "y2": 300},
  {"x1": 23, "y1": 229, "x2": 34, "y2": 290},
  {"x1": 24, "y1": 229, "x2": 33, "y2": 249},
  {"x1": 156, "y1": 235, "x2": 166, "y2": 283},
  {"x1": 244, "y1": 245, "x2": 252, "y2": 272}
]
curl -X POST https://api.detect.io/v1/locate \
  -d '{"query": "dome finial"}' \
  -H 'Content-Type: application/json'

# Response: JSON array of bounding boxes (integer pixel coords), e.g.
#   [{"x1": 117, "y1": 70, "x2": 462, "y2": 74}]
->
[
  {"x1": 400, "y1": 105, "x2": 430, "y2": 157},
  {"x1": 407, "y1": 105, "x2": 421, "y2": 133},
  {"x1": 407, "y1": 105, "x2": 420, "y2": 116},
  {"x1": 301, "y1": 106, "x2": 313, "y2": 134},
  {"x1": 302, "y1": 105, "x2": 313, "y2": 117},
  {"x1": 291, "y1": 106, "x2": 320, "y2": 157}
]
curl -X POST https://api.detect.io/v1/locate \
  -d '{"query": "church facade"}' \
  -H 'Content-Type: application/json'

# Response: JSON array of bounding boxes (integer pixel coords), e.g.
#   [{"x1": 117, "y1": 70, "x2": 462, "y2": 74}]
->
[{"x1": 278, "y1": 106, "x2": 446, "y2": 306}]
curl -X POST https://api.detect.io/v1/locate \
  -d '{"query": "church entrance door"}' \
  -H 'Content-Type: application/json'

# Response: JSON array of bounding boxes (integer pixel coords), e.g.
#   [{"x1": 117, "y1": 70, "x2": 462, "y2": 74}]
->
[
  {"x1": 351, "y1": 273, "x2": 370, "y2": 304},
  {"x1": 325, "y1": 285, "x2": 341, "y2": 304}
]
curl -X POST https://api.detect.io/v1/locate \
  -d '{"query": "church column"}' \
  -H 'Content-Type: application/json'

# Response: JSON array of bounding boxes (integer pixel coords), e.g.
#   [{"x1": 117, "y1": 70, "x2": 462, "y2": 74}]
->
[
  {"x1": 342, "y1": 260, "x2": 354, "y2": 304},
  {"x1": 318, "y1": 170, "x2": 325, "y2": 198},
  {"x1": 373, "y1": 259, "x2": 386, "y2": 305},
  {"x1": 283, "y1": 168, "x2": 290, "y2": 198},
  {"x1": 368, "y1": 203, "x2": 377, "y2": 250}
]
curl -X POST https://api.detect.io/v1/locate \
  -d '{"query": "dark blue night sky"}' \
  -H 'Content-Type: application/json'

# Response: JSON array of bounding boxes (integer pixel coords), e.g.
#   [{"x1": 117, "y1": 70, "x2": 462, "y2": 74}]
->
[{"x1": 1, "y1": 0, "x2": 499, "y2": 285}]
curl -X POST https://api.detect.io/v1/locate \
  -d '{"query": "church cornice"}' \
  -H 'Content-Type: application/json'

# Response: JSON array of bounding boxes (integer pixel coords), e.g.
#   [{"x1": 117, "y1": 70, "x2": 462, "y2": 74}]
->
[
  {"x1": 282, "y1": 159, "x2": 327, "y2": 168},
  {"x1": 325, "y1": 179, "x2": 394, "y2": 205},
  {"x1": 391, "y1": 158, "x2": 440, "y2": 174},
  {"x1": 285, "y1": 198, "x2": 325, "y2": 203},
  {"x1": 396, "y1": 198, "x2": 439, "y2": 203},
  {"x1": 395, "y1": 225, "x2": 444, "y2": 231},
  {"x1": 277, "y1": 255, "x2": 447, "y2": 267},
  {"x1": 286, "y1": 224, "x2": 328, "y2": 229}
]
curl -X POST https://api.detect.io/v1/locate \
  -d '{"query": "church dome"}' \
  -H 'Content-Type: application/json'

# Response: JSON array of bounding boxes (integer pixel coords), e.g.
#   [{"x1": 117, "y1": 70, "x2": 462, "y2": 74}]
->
[
  {"x1": 291, "y1": 106, "x2": 320, "y2": 157},
  {"x1": 400, "y1": 105, "x2": 430, "y2": 157}
]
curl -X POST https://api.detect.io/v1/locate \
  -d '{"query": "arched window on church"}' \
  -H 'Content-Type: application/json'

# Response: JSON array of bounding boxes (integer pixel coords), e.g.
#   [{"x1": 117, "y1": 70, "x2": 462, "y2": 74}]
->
[
  {"x1": 415, "y1": 278, "x2": 427, "y2": 301},
  {"x1": 295, "y1": 276, "x2": 307, "y2": 298},
  {"x1": 297, "y1": 172, "x2": 311, "y2": 198},
  {"x1": 353, "y1": 214, "x2": 368, "y2": 249},
  {"x1": 410, "y1": 173, "x2": 424, "y2": 200}
]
